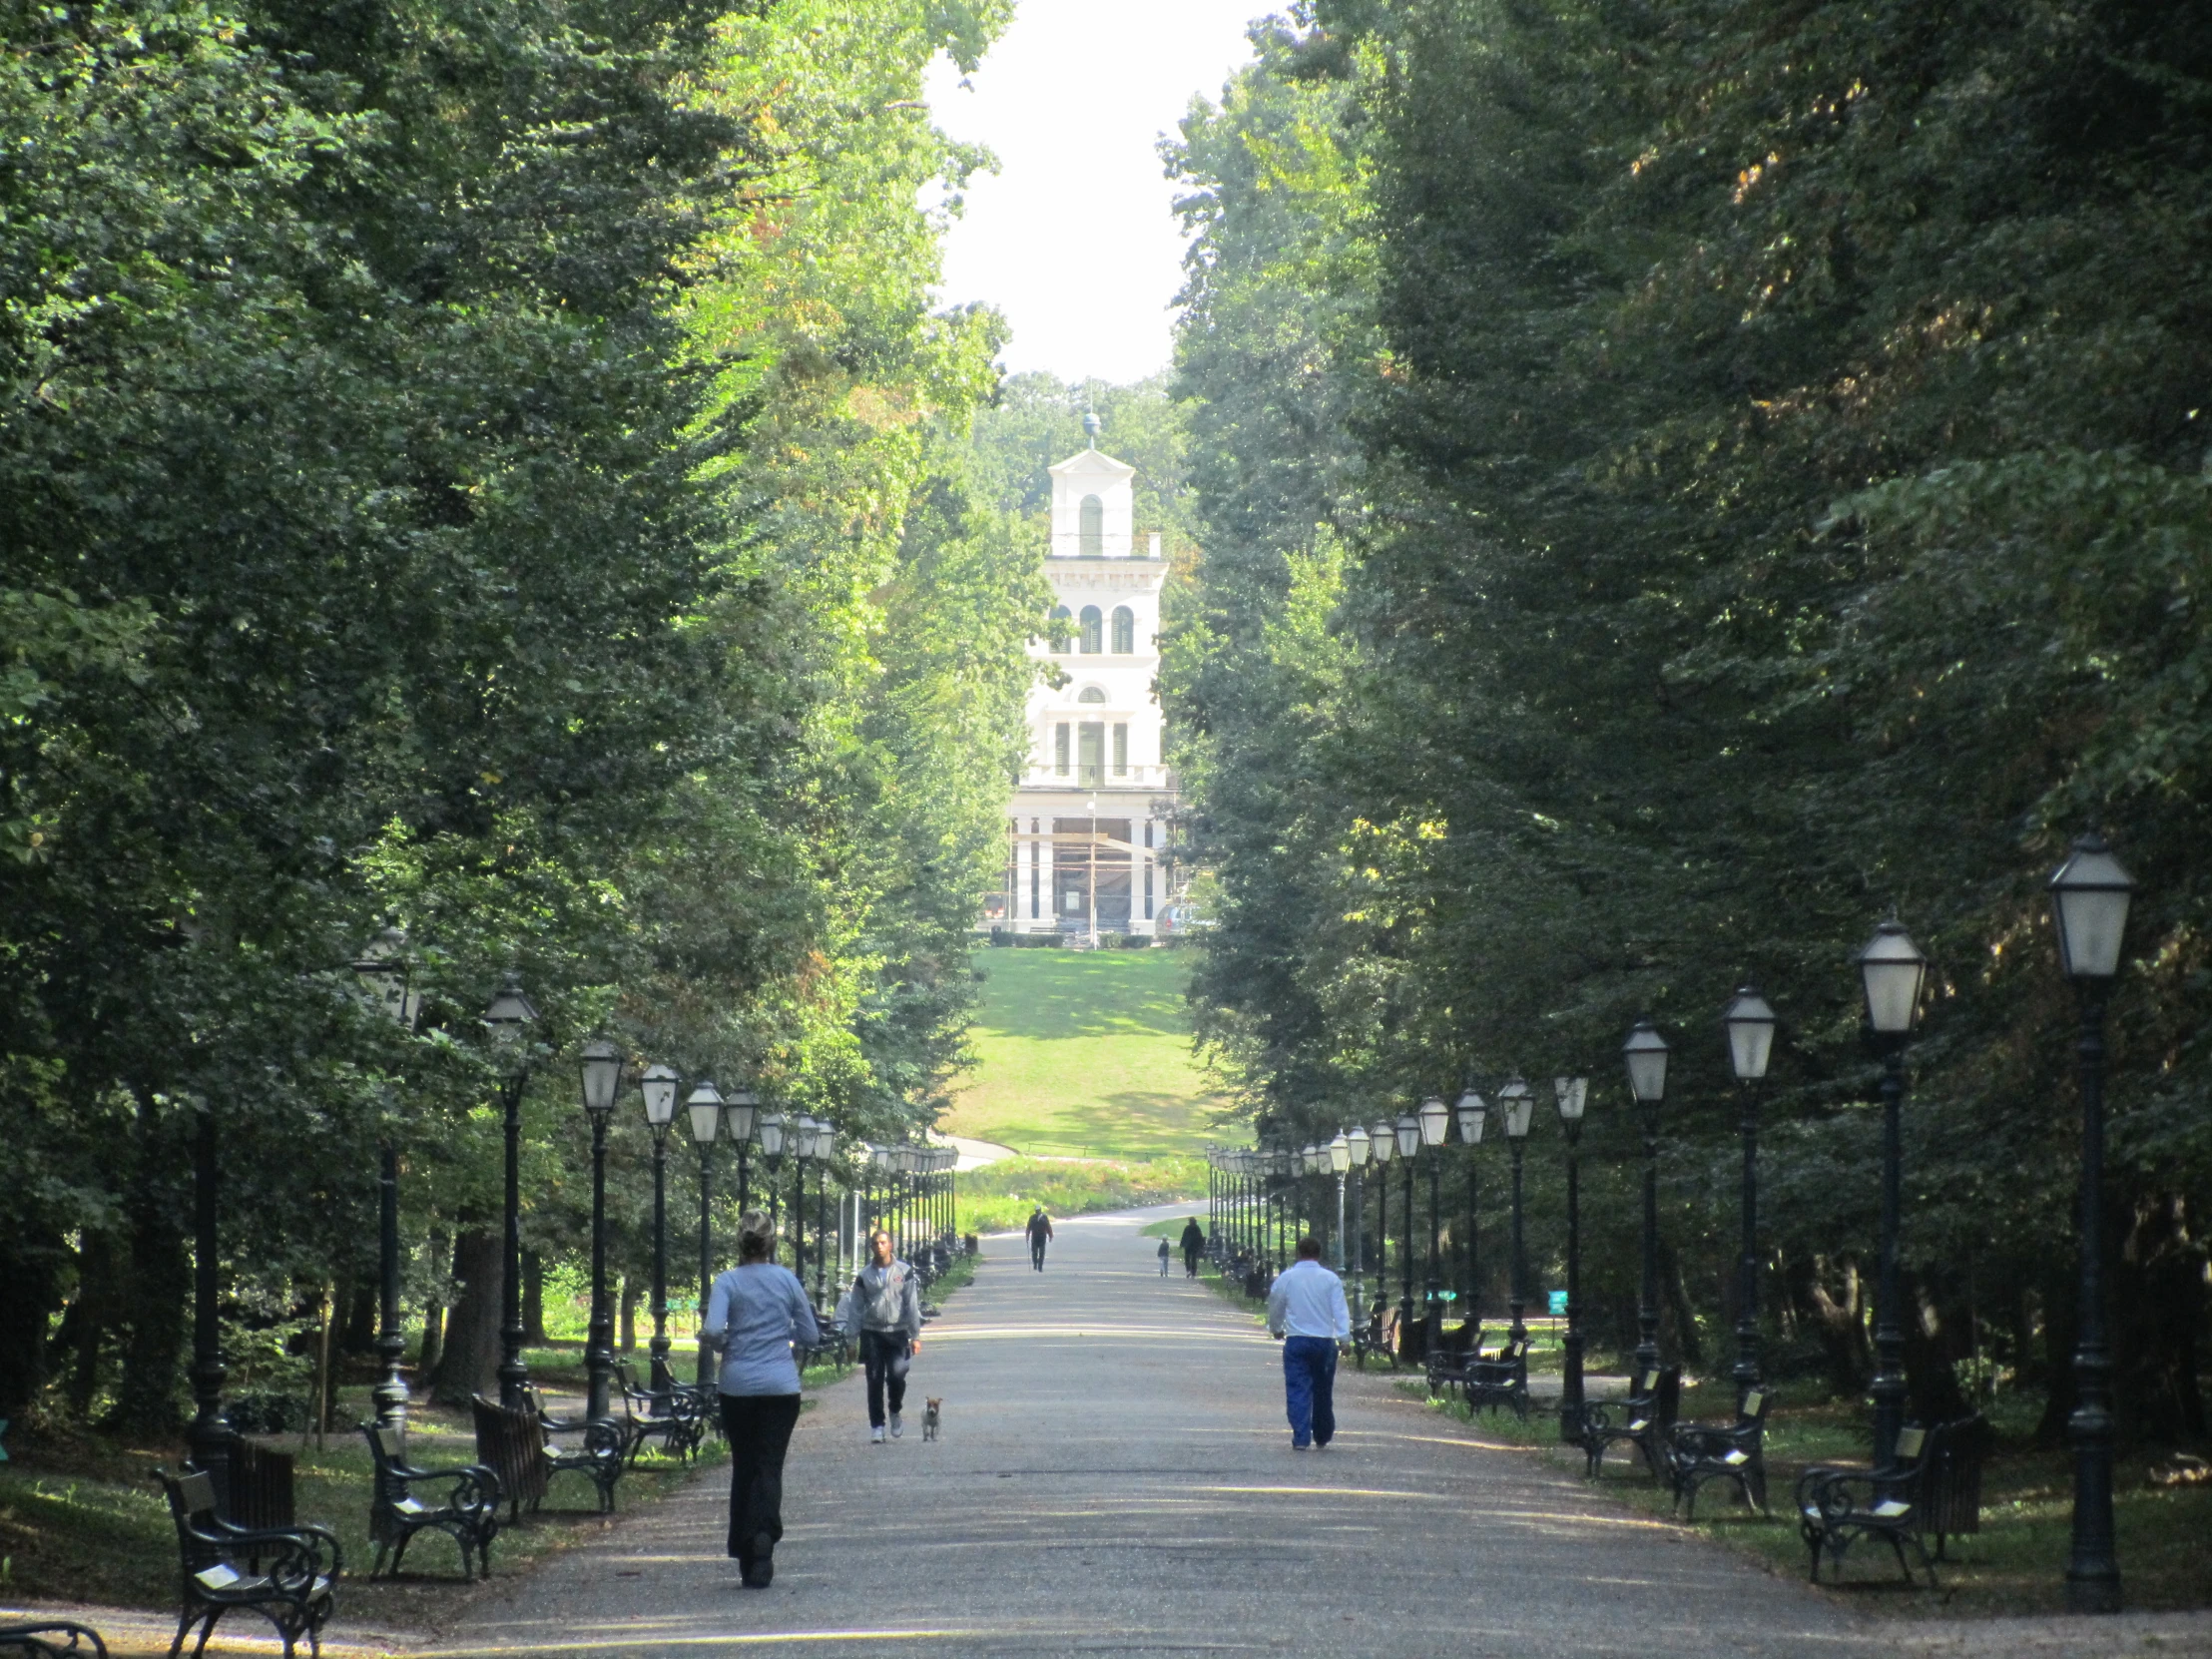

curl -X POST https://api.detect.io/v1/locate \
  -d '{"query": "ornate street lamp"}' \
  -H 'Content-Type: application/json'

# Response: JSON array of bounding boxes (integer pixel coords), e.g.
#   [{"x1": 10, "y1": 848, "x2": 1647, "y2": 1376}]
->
[
  {"x1": 578, "y1": 1038, "x2": 625, "y2": 1425},
  {"x1": 1553, "y1": 1075, "x2": 1589, "y2": 1443},
  {"x1": 1723, "y1": 986, "x2": 1777, "y2": 1404},
  {"x1": 1454, "y1": 1089, "x2": 1486, "y2": 1324},
  {"x1": 352, "y1": 929, "x2": 422, "y2": 1433},
  {"x1": 789, "y1": 1116, "x2": 816, "y2": 1288},
  {"x1": 1858, "y1": 920, "x2": 1928, "y2": 1466},
  {"x1": 684, "y1": 1079, "x2": 722, "y2": 1385},
  {"x1": 1622, "y1": 1020, "x2": 1669, "y2": 1379},
  {"x1": 724, "y1": 1084, "x2": 759, "y2": 1211},
  {"x1": 1394, "y1": 1114, "x2": 1420, "y2": 1339},
  {"x1": 1329, "y1": 1132, "x2": 1352, "y2": 1272},
  {"x1": 2050, "y1": 834, "x2": 2135, "y2": 1616},
  {"x1": 483, "y1": 974, "x2": 540, "y2": 1410},
  {"x1": 1346, "y1": 1125, "x2": 1371, "y2": 1309},
  {"x1": 640, "y1": 1064, "x2": 679, "y2": 1392},
  {"x1": 813, "y1": 1119, "x2": 837, "y2": 1304},
  {"x1": 758, "y1": 1111, "x2": 788, "y2": 1260},
  {"x1": 185, "y1": 1099, "x2": 232, "y2": 1499},
  {"x1": 1499, "y1": 1079, "x2": 1534, "y2": 1352},
  {"x1": 1418, "y1": 1097, "x2": 1448, "y2": 1341}
]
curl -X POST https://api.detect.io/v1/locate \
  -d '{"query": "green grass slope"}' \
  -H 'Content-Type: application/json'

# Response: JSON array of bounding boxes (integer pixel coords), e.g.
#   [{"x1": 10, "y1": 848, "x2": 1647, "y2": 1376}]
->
[{"x1": 945, "y1": 947, "x2": 1223, "y2": 1158}]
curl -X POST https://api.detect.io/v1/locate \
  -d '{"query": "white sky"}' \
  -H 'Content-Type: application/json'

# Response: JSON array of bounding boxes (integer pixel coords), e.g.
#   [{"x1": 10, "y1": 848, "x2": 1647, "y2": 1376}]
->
[{"x1": 924, "y1": 0, "x2": 1267, "y2": 385}]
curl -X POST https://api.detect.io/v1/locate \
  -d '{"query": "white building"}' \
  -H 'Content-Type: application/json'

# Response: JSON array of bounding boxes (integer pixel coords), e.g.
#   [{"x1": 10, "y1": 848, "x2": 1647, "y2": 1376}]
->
[{"x1": 985, "y1": 434, "x2": 1180, "y2": 940}]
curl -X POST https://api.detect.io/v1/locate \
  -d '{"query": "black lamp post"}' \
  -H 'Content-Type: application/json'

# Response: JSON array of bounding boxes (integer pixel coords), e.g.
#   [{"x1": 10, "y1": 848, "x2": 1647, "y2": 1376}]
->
[
  {"x1": 1622, "y1": 1020, "x2": 1669, "y2": 1379},
  {"x1": 640, "y1": 1064, "x2": 679, "y2": 1392},
  {"x1": 1366, "y1": 1121, "x2": 1391, "y2": 1320},
  {"x1": 758, "y1": 1111, "x2": 787, "y2": 1259},
  {"x1": 1418, "y1": 1097, "x2": 1447, "y2": 1337},
  {"x1": 725, "y1": 1085, "x2": 758, "y2": 1210},
  {"x1": 684, "y1": 1080, "x2": 721, "y2": 1385},
  {"x1": 1723, "y1": 986, "x2": 1777, "y2": 1404},
  {"x1": 1346, "y1": 1126, "x2": 1371, "y2": 1306},
  {"x1": 1303, "y1": 1143, "x2": 1323, "y2": 1261},
  {"x1": 2050, "y1": 833, "x2": 2135, "y2": 1616},
  {"x1": 789, "y1": 1115, "x2": 814, "y2": 1288},
  {"x1": 1498, "y1": 1079, "x2": 1534, "y2": 1352},
  {"x1": 1553, "y1": 1075, "x2": 1589, "y2": 1443},
  {"x1": 813, "y1": 1121, "x2": 836, "y2": 1304},
  {"x1": 484, "y1": 974, "x2": 540, "y2": 1410},
  {"x1": 1393, "y1": 1115, "x2": 1418, "y2": 1336},
  {"x1": 1857, "y1": 920, "x2": 1928, "y2": 1467},
  {"x1": 578, "y1": 1038, "x2": 624, "y2": 1426},
  {"x1": 1454, "y1": 1090, "x2": 1485, "y2": 1323},
  {"x1": 353, "y1": 928, "x2": 422, "y2": 1433}
]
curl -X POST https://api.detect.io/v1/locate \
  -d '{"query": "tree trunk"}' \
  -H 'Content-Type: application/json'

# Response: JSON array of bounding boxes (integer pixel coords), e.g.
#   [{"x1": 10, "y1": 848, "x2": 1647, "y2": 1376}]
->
[
  {"x1": 620, "y1": 1276, "x2": 641, "y2": 1352},
  {"x1": 1901, "y1": 1270, "x2": 1969, "y2": 1425},
  {"x1": 417, "y1": 1226, "x2": 450, "y2": 1376},
  {"x1": 522, "y1": 1251, "x2": 548, "y2": 1347},
  {"x1": 339, "y1": 1276, "x2": 377, "y2": 1356},
  {"x1": 1792, "y1": 1251, "x2": 1871, "y2": 1398},
  {"x1": 67, "y1": 1228, "x2": 118, "y2": 1417},
  {"x1": 430, "y1": 1225, "x2": 503, "y2": 1407},
  {"x1": 110, "y1": 1092, "x2": 189, "y2": 1435},
  {"x1": 0, "y1": 1233, "x2": 61, "y2": 1423},
  {"x1": 1658, "y1": 1241, "x2": 1703, "y2": 1366}
]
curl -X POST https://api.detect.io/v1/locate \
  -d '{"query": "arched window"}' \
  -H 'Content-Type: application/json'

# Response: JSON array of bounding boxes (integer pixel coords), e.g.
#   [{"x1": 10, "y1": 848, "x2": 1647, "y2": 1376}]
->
[
  {"x1": 1078, "y1": 605, "x2": 1103, "y2": 653},
  {"x1": 1079, "y1": 494, "x2": 1104, "y2": 556},
  {"x1": 1048, "y1": 604, "x2": 1071, "y2": 654},
  {"x1": 1077, "y1": 686, "x2": 1107, "y2": 704},
  {"x1": 1111, "y1": 606, "x2": 1135, "y2": 653}
]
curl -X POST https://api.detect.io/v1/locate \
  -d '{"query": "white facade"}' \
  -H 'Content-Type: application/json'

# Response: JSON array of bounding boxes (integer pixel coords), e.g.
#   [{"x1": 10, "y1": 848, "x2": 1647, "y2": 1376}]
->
[{"x1": 986, "y1": 443, "x2": 1180, "y2": 940}]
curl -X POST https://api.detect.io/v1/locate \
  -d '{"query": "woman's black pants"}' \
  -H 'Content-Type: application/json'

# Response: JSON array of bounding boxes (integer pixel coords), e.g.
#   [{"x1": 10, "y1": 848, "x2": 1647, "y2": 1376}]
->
[{"x1": 720, "y1": 1392, "x2": 802, "y2": 1564}]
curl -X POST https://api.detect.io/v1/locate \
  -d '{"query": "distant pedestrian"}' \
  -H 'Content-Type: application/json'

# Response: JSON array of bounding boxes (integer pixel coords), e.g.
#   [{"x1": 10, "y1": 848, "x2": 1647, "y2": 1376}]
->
[
  {"x1": 1266, "y1": 1236, "x2": 1351, "y2": 1449},
  {"x1": 1026, "y1": 1206, "x2": 1054, "y2": 1272},
  {"x1": 849, "y1": 1229, "x2": 923, "y2": 1444},
  {"x1": 703, "y1": 1208, "x2": 820, "y2": 1588},
  {"x1": 1157, "y1": 1236, "x2": 1172, "y2": 1277},
  {"x1": 1179, "y1": 1216, "x2": 1206, "y2": 1278}
]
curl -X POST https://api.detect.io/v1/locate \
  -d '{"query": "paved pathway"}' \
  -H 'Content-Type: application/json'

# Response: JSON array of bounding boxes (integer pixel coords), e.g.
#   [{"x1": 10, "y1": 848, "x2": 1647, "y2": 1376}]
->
[{"x1": 422, "y1": 1209, "x2": 2171, "y2": 1659}]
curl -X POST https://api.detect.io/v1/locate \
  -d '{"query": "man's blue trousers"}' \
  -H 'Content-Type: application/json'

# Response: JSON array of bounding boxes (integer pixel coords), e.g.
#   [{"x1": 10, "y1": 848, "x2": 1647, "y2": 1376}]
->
[{"x1": 1282, "y1": 1335, "x2": 1337, "y2": 1447}]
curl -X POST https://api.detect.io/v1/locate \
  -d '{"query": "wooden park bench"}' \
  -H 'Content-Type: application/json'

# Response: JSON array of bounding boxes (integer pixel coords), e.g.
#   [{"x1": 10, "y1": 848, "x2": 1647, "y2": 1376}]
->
[
  {"x1": 471, "y1": 1394, "x2": 548, "y2": 1521},
  {"x1": 0, "y1": 1623, "x2": 108, "y2": 1659},
  {"x1": 1351, "y1": 1302, "x2": 1399, "y2": 1371},
  {"x1": 155, "y1": 1466, "x2": 338, "y2": 1659},
  {"x1": 1666, "y1": 1386, "x2": 1772, "y2": 1517},
  {"x1": 1425, "y1": 1327, "x2": 1529, "y2": 1417},
  {"x1": 1795, "y1": 1420, "x2": 1943, "y2": 1586},
  {"x1": 1581, "y1": 1365, "x2": 1680, "y2": 1481},
  {"x1": 360, "y1": 1422, "x2": 501, "y2": 1580}
]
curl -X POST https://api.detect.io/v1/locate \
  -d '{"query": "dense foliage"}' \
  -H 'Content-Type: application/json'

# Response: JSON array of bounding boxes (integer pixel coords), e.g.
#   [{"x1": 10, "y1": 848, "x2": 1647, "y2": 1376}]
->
[
  {"x1": 1165, "y1": 0, "x2": 2212, "y2": 1438},
  {"x1": 0, "y1": 0, "x2": 1039, "y2": 1425}
]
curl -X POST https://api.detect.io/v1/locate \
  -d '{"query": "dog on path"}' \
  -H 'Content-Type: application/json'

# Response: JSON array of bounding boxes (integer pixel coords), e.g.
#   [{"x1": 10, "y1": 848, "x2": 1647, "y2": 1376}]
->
[{"x1": 921, "y1": 1397, "x2": 942, "y2": 1440}]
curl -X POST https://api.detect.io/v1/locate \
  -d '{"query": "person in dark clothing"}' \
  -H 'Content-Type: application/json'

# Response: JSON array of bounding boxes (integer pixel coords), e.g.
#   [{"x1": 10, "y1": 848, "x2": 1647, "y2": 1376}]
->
[
  {"x1": 1179, "y1": 1216, "x2": 1206, "y2": 1278},
  {"x1": 1026, "y1": 1207, "x2": 1053, "y2": 1271}
]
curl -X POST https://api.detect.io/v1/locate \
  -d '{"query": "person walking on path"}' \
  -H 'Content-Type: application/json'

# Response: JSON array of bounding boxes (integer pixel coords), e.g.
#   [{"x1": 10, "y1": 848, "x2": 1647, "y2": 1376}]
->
[
  {"x1": 848, "y1": 1228, "x2": 923, "y2": 1443},
  {"x1": 1157, "y1": 1236, "x2": 1172, "y2": 1277},
  {"x1": 702, "y1": 1208, "x2": 820, "y2": 1588},
  {"x1": 1266, "y1": 1236, "x2": 1351, "y2": 1449},
  {"x1": 1026, "y1": 1207, "x2": 1054, "y2": 1272},
  {"x1": 1178, "y1": 1216, "x2": 1206, "y2": 1279}
]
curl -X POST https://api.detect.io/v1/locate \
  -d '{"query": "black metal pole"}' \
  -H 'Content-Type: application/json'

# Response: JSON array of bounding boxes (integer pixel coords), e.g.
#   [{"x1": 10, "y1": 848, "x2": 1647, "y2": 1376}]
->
[
  {"x1": 1399, "y1": 1155, "x2": 1415, "y2": 1336},
  {"x1": 2066, "y1": 982, "x2": 2121, "y2": 1612},
  {"x1": 1636, "y1": 1101, "x2": 1660, "y2": 1378},
  {"x1": 1507, "y1": 1138, "x2": 1527, "y2": 1351},
  {"x1": 1733, "y1": 1082, "x2": 1762, "y2": 1405},
  {"x1": 1373, "y1": 1162, "x2": 1385, "y2": 1319},
  {"x1": 1560, "y1": 1121, "x2": 1586, "y2": 1444},
  {"x1": 737, "y1": 1139, "x2": 750, "y2": 1213},
  {"x1": 696, "y1": 1141, "x2": 715, "y2": 1385},
  {"x1": 187, "y1": 1106, "x2": 232, "y2": 1502},
  {"x1": 497, "y1": 1072, "x2": 532, "y2": 1409},
  {"x1": 814, "y1": 1161, "x2": 829, "y2": 1304},
  {"x1": 792, "y1": 1157, "x2": 806, "y2": 1282},
  {"x1": 1351, "y1": 1166, "x2": 1364, "y2": 1310},
  {"x1": 585, "y1": 1112, "x2": 614, "y2": 1423},
  {"x1": 1871, "y1": 1043, "x2": 1908, "y2": 1466},
  {"x1": 1425, "y1": 1150, "x2": 1441, "y2": 1340},
  {"x1": 650, "y1": 1127, "x2": 672, "y2": 1393},
  {"x1": 1463, "y1": 1147, "x2": 1478, "y2": 1327},
  {"x1": 373, "y1": 1141, "x2": 408, "y2": 1431}
]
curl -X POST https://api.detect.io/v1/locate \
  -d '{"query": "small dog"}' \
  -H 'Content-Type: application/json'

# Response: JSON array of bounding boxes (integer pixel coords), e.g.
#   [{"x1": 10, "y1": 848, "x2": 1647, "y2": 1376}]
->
[{"x1": 921, "y1": 1397, "x2": 942, "y2": 1441}]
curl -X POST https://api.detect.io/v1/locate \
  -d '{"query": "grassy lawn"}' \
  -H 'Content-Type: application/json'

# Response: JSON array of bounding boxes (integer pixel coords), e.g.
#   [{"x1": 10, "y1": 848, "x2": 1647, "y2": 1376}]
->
[
  {"x1": 958, "y1": 1155, "x2": 1205, "y2": 1234},
  {"x1": 946, "y1": 946, "x2": 1223, "y2": 1159}
]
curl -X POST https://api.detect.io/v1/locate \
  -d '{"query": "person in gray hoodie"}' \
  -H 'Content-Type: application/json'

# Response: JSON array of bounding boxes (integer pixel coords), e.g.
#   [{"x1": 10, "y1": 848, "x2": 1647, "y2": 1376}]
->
[{"x1": 847, "y1": 1228, "x2": 923, "y2": 1442}]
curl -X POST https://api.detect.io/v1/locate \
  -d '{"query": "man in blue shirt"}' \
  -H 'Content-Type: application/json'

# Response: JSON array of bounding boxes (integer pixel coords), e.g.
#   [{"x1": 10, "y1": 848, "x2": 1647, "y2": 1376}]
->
[{"x1": 1266, "y1": 1235, "x2": 1352, "y2": 1449}]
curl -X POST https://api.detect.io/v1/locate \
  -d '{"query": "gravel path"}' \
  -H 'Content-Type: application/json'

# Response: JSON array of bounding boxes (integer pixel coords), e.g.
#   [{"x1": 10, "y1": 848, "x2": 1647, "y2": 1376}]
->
[{"x1": 423, "y1": 1207, "x2": 2201, "y2": 1658}]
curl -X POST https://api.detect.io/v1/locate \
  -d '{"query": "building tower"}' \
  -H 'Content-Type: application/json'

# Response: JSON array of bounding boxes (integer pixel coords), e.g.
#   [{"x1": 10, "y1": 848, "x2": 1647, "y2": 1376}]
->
[{"x1": 988, "y1": 433, "x2": 1179, "y2": 941}]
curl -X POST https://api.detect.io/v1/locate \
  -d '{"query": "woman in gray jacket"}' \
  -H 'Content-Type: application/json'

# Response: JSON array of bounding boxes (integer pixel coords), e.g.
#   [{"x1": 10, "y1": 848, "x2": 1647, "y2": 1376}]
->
[{"x1": 703, "y1": 1208, "x2": 820, "y2": 1587}]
